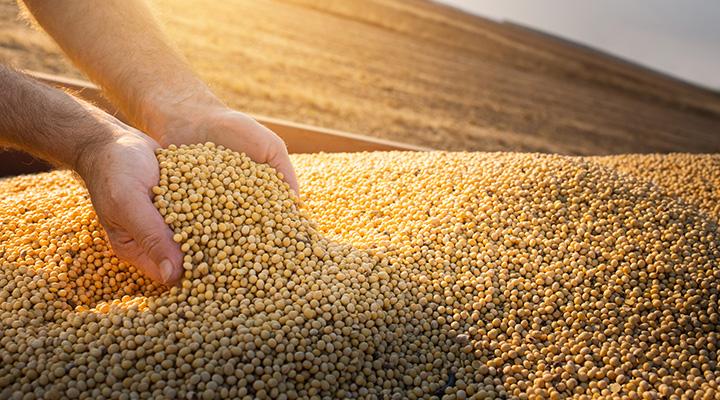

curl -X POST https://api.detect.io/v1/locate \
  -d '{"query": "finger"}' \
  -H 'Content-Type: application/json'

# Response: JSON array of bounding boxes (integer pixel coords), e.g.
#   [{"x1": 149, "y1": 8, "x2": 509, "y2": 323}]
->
[
  {"x1": 120, "y1": 190, "x2": 183, "y2": 285},
  {"x1": 261, "y1": 136, "x2": 299, "y2": 194},
  {"x1": 249, "y1": 121, "x2": 300, "y2": 194},
  {"x1": 106, "y1": 230, "x2": 167, "y2": 284},
  {"x1": 272, "y1": 152, "x2": 300, "y2": 195}
]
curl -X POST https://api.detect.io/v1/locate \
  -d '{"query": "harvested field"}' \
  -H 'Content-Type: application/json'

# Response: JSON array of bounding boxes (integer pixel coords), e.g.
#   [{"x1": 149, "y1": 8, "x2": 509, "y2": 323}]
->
[{"x1": 1, "y1": 0, "x2": 719, "y2": 153}]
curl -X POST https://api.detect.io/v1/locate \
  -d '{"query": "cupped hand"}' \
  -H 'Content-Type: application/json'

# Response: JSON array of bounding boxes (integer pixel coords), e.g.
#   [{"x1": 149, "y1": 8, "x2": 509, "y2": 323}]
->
[
  {"x1": 77, "y1": 125, "x2": 183, "y2": 286},
  {"x1": 76, "y1": 101, "x2": 299, "y2": 287},
  {"x1": 148, "y1": 104, "x2": 299, "y2": 194}
]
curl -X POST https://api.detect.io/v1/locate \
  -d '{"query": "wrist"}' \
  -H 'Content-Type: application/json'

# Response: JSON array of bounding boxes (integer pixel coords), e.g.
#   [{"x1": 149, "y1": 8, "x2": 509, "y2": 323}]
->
[
  {"x1": 35, "y1": 88, "x2": 121, "y2": 179},
  {"x1": 139, "y1": 83, "x2": 224, "y2": 142},
  {"x1": 72, "y1": 125, "x2": 120, "y2": 183},
  {"x1": 69, "y1": 104, "x2": 136, "y2": 181}
]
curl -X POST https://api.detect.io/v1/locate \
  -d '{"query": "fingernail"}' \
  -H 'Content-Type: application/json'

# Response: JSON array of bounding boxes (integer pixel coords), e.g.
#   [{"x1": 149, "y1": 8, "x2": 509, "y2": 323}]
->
[{"x1": 159, "y1": 259, "x2": 174, "y2": 284}]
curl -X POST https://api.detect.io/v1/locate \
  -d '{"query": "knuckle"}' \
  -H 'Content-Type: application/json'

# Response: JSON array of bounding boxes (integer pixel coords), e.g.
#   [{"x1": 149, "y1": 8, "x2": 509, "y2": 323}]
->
[
  {"x1": 269, "y1": 134, "x2": 288, "y2": 155},
  {"x1": 137, "y1": 229, "x2": 166, "y2": 255},
  {"x1": 106, "y1": 234, "x2": 137, "y2": 261},
  {"x1": 105, "y1": 185, "x2": 126, "y2": 209}
]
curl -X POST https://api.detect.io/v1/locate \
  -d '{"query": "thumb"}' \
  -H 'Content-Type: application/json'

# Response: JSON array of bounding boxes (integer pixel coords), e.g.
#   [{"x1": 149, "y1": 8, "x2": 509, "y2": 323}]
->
[
  {"x1": 107, "y1": 234, "x2": 174, "y2": 286},
  {"x1": 116, "y1": 192, "x2": 183, "y2": 285}
]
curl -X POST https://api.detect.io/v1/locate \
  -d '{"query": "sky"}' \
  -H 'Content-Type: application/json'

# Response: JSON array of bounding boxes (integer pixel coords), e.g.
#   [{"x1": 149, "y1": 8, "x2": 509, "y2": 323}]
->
[{"x1": 436, "y1": 0, "x2": 720, "y2": 90}]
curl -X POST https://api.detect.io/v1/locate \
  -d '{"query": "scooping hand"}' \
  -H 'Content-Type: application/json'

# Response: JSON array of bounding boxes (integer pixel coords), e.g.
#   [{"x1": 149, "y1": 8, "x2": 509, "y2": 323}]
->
[
  {"x1": 78, "y1": 127, "x2": 184, "y2": 285},
  {"x1": 0, "y1": 66, "x2": 183, "y2": 285},
  {"x1": 145, "y1": 103, "x2": 300, "y2": 194}
]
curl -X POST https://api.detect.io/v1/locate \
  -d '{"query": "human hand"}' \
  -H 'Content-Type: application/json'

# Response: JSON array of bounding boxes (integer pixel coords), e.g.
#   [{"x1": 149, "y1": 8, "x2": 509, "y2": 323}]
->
[
  {"x1": 145, "y1": 102, "x2": 299, "y2": 194},
  {"x1": 76, "y1": 119, "x2": 183, "y2": 286},
  {"x1": 0, "y1": 67, "x2": 182, "y2": 286}
]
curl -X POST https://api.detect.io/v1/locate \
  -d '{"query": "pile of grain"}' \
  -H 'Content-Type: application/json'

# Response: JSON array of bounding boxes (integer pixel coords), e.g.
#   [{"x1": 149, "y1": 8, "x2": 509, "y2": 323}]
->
[
  {"x1": 1, "y1": 144, "x2": 718, "y2": 399},
  {"x1": 592, "y1": 153, "x2": 720, "y2": 220}
]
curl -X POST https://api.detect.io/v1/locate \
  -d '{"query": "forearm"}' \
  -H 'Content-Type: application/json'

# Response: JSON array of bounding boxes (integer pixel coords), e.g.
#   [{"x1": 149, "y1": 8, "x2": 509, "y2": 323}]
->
[
  {"x1": 20, "y1": 0, "x2": 221, "y2": 136},
  {"x1": 20, "y1": 0, "x2": 299, "y2": 191},
  {"x1": 0, "y1": 66, "x2": 116, "y2": 177}
]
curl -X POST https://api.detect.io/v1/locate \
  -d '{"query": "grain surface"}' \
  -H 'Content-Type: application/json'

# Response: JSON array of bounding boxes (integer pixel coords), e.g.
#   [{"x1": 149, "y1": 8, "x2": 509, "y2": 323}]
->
[{"x1": 1, "y1": 146, "x2": 719, "y2": 399}]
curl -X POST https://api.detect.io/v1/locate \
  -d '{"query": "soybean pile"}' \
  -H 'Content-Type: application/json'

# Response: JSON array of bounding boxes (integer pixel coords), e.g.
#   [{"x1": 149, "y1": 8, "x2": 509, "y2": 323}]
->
[{"x1": 1, "y1": 144, "x2": 719, "y2": 400}]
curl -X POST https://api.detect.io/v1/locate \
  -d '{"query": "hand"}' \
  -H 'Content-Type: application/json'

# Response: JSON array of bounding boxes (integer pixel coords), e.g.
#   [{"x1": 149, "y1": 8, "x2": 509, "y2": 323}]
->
[
  {"x1": 146, "y1": 103, "x2": 300, "y2": 194},
  {"x1": 76, "y1": 121, "x2": 183, "y2": 286}
]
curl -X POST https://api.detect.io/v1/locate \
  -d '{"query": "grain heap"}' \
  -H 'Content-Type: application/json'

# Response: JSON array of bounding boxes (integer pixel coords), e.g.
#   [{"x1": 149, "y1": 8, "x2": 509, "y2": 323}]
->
[
  {"x1": 592, "y1": 153, "x2": 720, "y2": 220},
  {"x1": 1, "y1": 143, "x2": 719, "y2": 399}
]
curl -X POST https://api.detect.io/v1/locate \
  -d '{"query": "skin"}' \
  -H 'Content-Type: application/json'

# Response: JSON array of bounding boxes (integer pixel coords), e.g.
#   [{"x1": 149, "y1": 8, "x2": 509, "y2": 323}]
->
[
  {"x1": 1, "y1": 0, "x2": 299, "y2": 285},
  {"x1": 0, "y1": 66, "x2": 180, "y2": 284}
]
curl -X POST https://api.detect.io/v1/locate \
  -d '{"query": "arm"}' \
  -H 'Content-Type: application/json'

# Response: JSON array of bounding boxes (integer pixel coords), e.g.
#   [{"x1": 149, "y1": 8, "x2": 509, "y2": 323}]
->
[
  {"x1": 21, "y1": 0, "x2": 299, "y2": 192},
  {"x1": 0, "y1": 66, "x2": 107, "y2": 175},
  {"x1": 0, "y1": 66, "x2": 183, "y2": 285}
]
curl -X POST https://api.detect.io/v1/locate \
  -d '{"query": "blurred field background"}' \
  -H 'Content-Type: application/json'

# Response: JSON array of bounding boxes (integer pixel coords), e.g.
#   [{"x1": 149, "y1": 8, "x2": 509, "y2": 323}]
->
[{"x1": 2, "y1": 0, "x2": 719, "y2": 154}]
